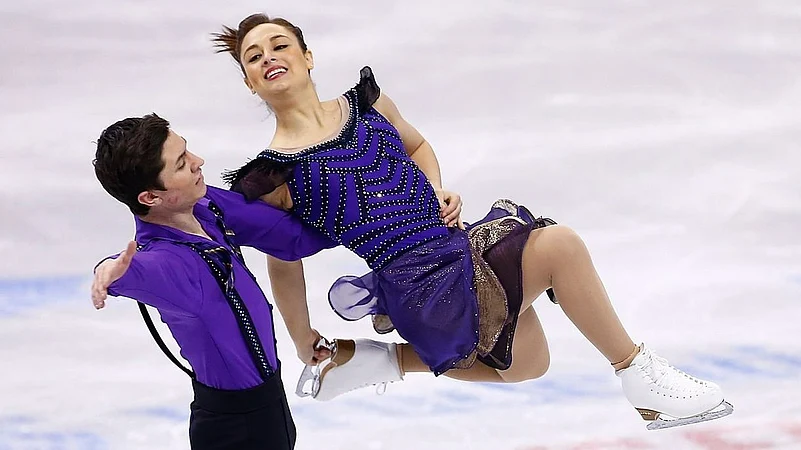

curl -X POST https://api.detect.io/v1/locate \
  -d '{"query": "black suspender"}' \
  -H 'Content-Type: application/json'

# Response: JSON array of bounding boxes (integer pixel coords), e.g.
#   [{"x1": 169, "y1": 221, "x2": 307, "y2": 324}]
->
[
  {"x1": 188, "y1": 243, "x2": 275, "y2": 381},
  {"x1": 137, "y1": 302, "x2": 194, "y2": 377},
  {"x1": 137, "y1": 201, "x2": 274, "y2": 381}
]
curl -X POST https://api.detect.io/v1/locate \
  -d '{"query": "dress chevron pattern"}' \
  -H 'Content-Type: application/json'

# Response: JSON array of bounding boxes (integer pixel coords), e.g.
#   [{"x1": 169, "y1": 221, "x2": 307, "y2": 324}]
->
[{"x1": 254, "y1": 88, "x2": 449, "y2": 270}]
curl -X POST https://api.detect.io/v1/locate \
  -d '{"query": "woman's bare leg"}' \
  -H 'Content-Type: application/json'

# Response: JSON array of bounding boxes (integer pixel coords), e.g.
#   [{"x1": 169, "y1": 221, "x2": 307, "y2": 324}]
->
[
  {"x1": 397, "y1": 307, "x2": 550, "y2": 382},
  {"x1": 520, "y1": 225, "x2": 637, "y2": 368},
  {"x1": 397, "y1": 343, "x2": 505, "y2": 382},
  {"x1": 495, "y1": 306, "x2": 551, "y2": 382}
]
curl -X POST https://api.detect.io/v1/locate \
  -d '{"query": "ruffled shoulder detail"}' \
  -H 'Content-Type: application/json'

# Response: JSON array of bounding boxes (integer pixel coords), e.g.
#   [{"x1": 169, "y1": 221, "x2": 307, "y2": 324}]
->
[
  {"x1": 221, "y1": 157, "x2": 294, "y2": 201},
  {"x1": 354, "y1": 66, "x2": 381, "y2": 113}
]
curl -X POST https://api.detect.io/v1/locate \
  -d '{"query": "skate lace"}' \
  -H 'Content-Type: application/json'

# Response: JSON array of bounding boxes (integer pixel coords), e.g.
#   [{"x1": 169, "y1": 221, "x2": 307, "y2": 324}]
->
[
  {"x1": 330, "y1": 376, "x2": 394, "y2": 397},
  {"x1": 336, "y1": 380, "x2": 392, "y2": 397},
  {"x1": 639, "y1": 349, "x2": 708, "y2": 394}
]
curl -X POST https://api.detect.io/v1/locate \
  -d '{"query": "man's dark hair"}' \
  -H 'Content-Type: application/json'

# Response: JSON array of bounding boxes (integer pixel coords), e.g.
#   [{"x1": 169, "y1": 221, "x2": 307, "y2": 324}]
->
[{"x1": 93, "y1": 114, "x2": 170, "y2": 216}]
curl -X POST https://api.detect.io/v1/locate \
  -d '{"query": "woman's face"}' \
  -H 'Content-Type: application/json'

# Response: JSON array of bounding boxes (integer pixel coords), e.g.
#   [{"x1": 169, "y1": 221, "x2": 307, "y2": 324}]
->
[{"x1": 240, "y1": 23, "x2": 314, "y2": 101}]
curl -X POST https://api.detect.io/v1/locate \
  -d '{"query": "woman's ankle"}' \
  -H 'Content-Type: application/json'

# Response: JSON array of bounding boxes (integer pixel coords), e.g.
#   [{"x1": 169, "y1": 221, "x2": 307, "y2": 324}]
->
[{"x1": 611, "y1": 344, "x2": 641, "y2": 371}]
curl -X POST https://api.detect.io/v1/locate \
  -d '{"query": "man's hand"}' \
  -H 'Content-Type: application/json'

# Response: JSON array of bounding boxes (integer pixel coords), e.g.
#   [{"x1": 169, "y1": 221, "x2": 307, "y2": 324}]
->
[
  {"x1": 91, "y1": 241, "x2": 137, "y2": 309},
  {"x1": 436, "y1": 189, "x2": 465, "y2": 229},
  {"x1": 294, "y1": 328, "x2": 333, "y2": 366}
]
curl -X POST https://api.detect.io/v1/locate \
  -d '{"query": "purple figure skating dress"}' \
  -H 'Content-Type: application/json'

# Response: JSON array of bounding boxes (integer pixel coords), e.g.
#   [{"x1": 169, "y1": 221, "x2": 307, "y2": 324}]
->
[{"x1": 226, "y1": 67, "x2": 556, "y2": 375}]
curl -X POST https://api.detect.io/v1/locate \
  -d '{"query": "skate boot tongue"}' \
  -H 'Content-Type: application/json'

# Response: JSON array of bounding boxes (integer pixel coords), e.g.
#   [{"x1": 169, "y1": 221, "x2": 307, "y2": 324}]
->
[
  {"x1": 634, "y1": 346, "x2": 673, "y2": 385},
  {"x1": 634, "y1": 345, "x2": 709, "y2": 394}
]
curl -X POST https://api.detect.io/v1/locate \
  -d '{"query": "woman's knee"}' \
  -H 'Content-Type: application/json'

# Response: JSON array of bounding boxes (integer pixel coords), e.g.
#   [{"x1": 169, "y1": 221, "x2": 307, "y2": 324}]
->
[
  {"x1": 500, "y1": 347, "x2": 551, "y2": 383},
  {"x1": 528, "y1": 348, "x2": 551, "y2": 380},
  {"x1": 535, "y1": 225, "x2": 587, "y2": 259}
]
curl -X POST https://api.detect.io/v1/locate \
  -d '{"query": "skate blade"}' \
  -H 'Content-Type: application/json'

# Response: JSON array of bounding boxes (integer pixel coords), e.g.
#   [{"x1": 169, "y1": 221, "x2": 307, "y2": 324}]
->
[
  {"x1": 644, "y1": 400, "x2": 734, "y2": 431},
  {"x1": 294, "y1": 364, "x2": 321, "y2": 398},
  {"x1": 294, "y1": 337, "x2": 337, "y2": 398}
]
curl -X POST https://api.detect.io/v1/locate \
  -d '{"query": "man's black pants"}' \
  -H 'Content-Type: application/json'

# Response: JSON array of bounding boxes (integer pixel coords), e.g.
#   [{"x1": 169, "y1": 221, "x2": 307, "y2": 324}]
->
[{"x1": 189, "y1": 372, "x2": 296, "y2": 449}]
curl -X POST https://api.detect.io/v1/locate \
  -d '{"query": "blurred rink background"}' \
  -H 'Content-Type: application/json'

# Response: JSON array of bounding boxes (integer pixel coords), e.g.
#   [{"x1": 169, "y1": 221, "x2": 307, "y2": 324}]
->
[{"x1": 1, "y1": 1, "x2": 800, "y2": 449}]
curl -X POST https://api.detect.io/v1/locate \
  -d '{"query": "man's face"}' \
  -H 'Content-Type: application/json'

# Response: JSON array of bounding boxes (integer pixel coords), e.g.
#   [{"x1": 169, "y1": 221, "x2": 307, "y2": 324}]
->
[{"x1": 146, "y1": 130, "x2": 207, "y2": 212}]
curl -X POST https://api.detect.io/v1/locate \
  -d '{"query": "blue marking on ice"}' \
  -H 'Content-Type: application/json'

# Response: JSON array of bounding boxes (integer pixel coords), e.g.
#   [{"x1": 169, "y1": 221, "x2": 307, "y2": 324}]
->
[
  {"x1": 0, "y1": 276, "x2": 86, "y2": 317},
  {"x1": 0, "y1": 416, "x2": 107, "y2": 450},
  {"x1": 129, "y1": 407, "x2": 188, "y2": 422},
  {"x1": 738, "y1": 346, "x2": 801, "y2": 368},
  {"x1": 706, "y1": 356, "x2": 767, "y2": 375},
  {"x1": 345, "y1": 398, "x2": 409, "y2": 417},
  {"x1": 684, "y1": 347, "x2": 801, "y2": 381},
  {"x1": 436, "y1": 389, "x2": 481, "y2": 405},
  {"x1": 0, "y1": 417, "x2": 34, "y2": 426},
  {"x1": 288, "y1": 404, "x2": 348, "y2": 428},
  {"x1": 527, "y1": 377, "x2": 611, "y2": 404}
]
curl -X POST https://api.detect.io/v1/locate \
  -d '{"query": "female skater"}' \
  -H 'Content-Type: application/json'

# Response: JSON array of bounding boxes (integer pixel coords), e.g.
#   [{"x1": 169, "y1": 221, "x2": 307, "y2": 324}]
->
[{"x1": 211, "y1": 13, "x2": 732, "y2": 429}]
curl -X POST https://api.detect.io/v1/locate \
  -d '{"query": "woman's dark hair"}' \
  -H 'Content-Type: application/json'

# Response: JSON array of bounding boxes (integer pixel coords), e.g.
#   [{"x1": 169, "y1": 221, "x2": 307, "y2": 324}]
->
[
  {"x1": 93, "y1": 114, "x2": 169, "y2": 216},
  {"x1": 211, "y1": 14, "x2": 307, "y2": 76}
]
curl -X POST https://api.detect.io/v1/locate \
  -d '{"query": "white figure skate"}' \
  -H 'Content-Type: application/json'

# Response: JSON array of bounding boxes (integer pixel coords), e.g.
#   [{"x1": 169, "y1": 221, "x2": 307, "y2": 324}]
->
[
  {"x1": 616, "y1": 343, "x2": 734, "y2": 430},
  {"x1": 295, "y1": 338, "x2": 404, "y2": 401}
]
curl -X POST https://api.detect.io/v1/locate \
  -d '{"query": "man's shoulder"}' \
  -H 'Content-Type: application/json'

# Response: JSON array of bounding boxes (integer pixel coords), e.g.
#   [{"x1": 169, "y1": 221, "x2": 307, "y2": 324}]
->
[
  {"x1": 136, "y1": 239, "x2": 195, "y2": 258},
  {"x1": 131, "y1": 241, "x2": 204, "y2": 283},
  {"x1": 203, "y1": 185, "x2": 235, "y2": 205},
  {"x1": 199, "y1": 185, "x2": 242, "y2": 220}
]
